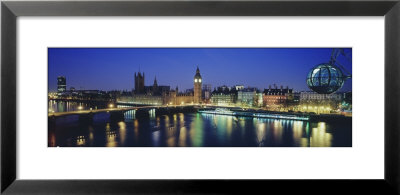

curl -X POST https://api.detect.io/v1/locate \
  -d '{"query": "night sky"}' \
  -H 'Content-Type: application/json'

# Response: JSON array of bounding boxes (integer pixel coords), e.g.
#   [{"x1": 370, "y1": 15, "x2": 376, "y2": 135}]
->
[{"x1": 48, "y1": 48, "x2": 352, "y2": 92}]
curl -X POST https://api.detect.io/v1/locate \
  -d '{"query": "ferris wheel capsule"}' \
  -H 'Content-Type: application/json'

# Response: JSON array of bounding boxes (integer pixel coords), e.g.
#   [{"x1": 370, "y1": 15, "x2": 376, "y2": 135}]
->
[{"x1": 306, "y1": 63, "x2": 347, "y2": 94}]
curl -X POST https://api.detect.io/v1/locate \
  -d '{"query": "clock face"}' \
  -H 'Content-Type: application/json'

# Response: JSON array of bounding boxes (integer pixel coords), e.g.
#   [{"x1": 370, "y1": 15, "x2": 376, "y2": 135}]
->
[
  {"x1": 199, "y1": 79, "x2": 202, "y2": 83},
  {"x1": 195, "y1": 79, "x2": 198, "y2": 82}
]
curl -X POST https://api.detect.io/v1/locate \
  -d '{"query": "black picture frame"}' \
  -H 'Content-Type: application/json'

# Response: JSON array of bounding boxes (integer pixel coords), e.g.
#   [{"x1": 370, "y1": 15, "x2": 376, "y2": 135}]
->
[{"x1": 1, "y1": 0, "x2": 399, "y2": 194}]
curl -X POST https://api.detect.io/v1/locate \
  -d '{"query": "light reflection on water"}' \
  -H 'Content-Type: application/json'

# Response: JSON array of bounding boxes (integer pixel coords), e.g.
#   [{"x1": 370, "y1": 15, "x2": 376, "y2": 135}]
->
[{"x1": 49, "y1": 112, "x2": 351, "y2": 147}]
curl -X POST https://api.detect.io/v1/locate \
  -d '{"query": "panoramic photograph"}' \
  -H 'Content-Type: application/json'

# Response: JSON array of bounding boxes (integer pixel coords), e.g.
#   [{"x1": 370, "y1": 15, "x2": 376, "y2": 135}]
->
[{"x1": 48, "y1": 48, "x2": 352, "y2": 147}]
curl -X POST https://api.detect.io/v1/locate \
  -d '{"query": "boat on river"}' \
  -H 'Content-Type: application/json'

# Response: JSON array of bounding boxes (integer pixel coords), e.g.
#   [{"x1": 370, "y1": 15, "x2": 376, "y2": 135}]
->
[{"x1": 198, "y1": 108, "x2": 310, "y2": 121}]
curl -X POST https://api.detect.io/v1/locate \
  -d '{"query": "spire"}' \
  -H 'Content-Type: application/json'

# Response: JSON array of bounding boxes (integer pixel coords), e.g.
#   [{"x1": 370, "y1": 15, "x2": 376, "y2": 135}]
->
[
  {"x1": 194, "y1": 65, "x2": 201, "y2": 78},
  {"x1": 153, "y1": 76, "x2": 158, "y2": 86}
]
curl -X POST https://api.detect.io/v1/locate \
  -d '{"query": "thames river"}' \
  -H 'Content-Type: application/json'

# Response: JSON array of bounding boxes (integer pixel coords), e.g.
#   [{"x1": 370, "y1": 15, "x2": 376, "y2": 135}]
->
[{"x1": 48, "y1": 100, "x2": 352, "y2": 147}]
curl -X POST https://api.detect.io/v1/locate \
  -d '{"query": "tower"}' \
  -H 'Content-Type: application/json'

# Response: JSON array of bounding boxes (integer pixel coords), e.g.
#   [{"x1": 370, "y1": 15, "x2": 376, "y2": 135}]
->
[
  {"x1": 193, "y1": 66, "x2": 202, "y2": 104},
  {"x1": 152, "y1": 76, "x2": 158, "y2": 95},
  {"x1": 57, "y1": 76, "x2": 66, "y2": 94},
  {"x1": 134, "y1": 72, "x2": 145, "y2": 94}
]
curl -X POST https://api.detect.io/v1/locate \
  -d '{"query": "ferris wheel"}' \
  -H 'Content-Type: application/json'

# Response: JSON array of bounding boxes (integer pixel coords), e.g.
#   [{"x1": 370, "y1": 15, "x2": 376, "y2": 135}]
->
[{"x1": 306, "y1": 48, "x2": 352, "y2": 94}]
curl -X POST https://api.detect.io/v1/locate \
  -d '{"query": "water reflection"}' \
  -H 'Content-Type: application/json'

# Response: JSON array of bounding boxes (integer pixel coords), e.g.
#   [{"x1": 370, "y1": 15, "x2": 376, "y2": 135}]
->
[
  {"x1": 105, "y1": 123, "x2": 118, "y2": 147},
  {"x1": 310, "y1": 122, "x2": 332, "y2": 147},
  {"x1": 49, "y1": 112, "x2": 351, "y2": 147}
]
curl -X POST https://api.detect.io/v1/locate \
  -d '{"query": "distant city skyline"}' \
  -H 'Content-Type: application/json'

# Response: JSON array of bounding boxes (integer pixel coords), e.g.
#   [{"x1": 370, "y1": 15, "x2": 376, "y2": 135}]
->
[{"x1": 48, "y1": 48, "x2": 352, "y2": 92}]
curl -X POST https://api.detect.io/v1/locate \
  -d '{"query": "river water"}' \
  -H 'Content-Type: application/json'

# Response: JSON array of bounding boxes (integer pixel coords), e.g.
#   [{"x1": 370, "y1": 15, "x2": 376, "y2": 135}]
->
[{"x1": 48, "y1": 101, "x2": 351, "y2": 147}]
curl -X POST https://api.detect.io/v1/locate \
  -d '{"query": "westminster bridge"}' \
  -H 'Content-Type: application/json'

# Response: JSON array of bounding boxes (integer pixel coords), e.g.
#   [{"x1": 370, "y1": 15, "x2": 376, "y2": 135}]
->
[
  {"x1": 48, "y1": 103, "x2": 350, "y2": 124},
  {"x1": 48, "y1": 105, "x2": 199, "y2": 123}
]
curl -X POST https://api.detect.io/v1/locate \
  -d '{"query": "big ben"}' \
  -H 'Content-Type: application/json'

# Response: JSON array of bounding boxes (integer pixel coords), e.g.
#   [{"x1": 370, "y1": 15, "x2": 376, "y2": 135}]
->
[{"x1": 194, "y1": 66, "x2": 202, "y2": 104}]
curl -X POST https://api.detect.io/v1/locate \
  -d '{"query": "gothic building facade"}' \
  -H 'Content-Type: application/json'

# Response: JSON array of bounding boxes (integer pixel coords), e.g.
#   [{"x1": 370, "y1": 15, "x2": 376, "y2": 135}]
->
[
  {"x1": 127, "y1": 67, "x2": 203, "y2": 105},
  {"x1": 134, "y1": 72, "x2": 145, "y2": 94}
]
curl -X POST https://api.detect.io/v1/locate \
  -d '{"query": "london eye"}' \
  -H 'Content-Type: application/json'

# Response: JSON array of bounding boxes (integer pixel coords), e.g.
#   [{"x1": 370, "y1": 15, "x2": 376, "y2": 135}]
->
[{"x1": 306, "y1": 49, "x2": 351, "y2": 94}]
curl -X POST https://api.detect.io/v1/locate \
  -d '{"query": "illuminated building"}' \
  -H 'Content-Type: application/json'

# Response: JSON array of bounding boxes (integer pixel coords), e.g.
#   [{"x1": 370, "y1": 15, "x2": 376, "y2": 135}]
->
[
  {"x1": 193, "y1": 66, "x2": 202, "y2": 104},
  {"x1": 255, "y1": 92, "x2": 263, "y2": 107},
  {"x1": 211, "y1": 87, "x2": 237, "y2": 106},
  {"x1": 300, "y1": 91, "x2": 342, "y2": 101},
  {"x1": 237, "y1": 88, "x2": 258, "y2": 107},
  {"x1": 123, "y1": 67, "x2": 201, "y2": 105},
  {"x1": 263, "y1": 85, "x2": 293, "y2": 111},
  {"x1": 299, "y1": 91, "x2": 343, "y2": 114},
  {"x1": 235, "y1": 85, "x2": 244, "y2": 91},
  {"x1": 144, "y1": 77, "x2": 170, "y2": 96},
  {"x1": 202, "y1": 84, "x2": 212, "y2": 101},
  {"x1": 57, "y1": 76, "x2": 66, "y2": 94},
  {"x1": 166, "y1": 89, "x2": 194, "y2": 105},
  {"x1": 341, "y1": 91, "x2": 352, "y2": 112},
  {"x1": 185, "y1": 88, "x2": 194, "y2": 94},
  {"x1": 132, "y1": 95, "x2": 163, "y2": 105},
  {"x1": 211, "y1": 93, "x2": 236, "y2": 106},
  {"x1": 164, "y1": 66, "x2": 203, "y2": 105},
  {"x1": 286, "y1": 92, "x2": 301, "y2": 111}
]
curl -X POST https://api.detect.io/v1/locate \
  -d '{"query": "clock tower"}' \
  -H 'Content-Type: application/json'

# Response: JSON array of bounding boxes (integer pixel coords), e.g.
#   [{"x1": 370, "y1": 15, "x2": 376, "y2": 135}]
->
[{"x1": 193, "y1": 66, "x2": 202, "y2": 104}]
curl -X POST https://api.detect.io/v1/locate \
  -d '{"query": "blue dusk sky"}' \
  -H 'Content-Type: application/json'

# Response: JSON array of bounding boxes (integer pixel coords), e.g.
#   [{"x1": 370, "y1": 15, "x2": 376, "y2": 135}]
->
[{"x1": 48, "y1": 48, "x2": 352, "y2": 92}]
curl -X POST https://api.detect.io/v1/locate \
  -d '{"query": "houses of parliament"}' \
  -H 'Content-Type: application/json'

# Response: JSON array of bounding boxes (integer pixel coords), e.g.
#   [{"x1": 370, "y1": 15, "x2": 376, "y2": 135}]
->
[{"x1": 120, "y1": 67, "x2": 203, "y2": 105}]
